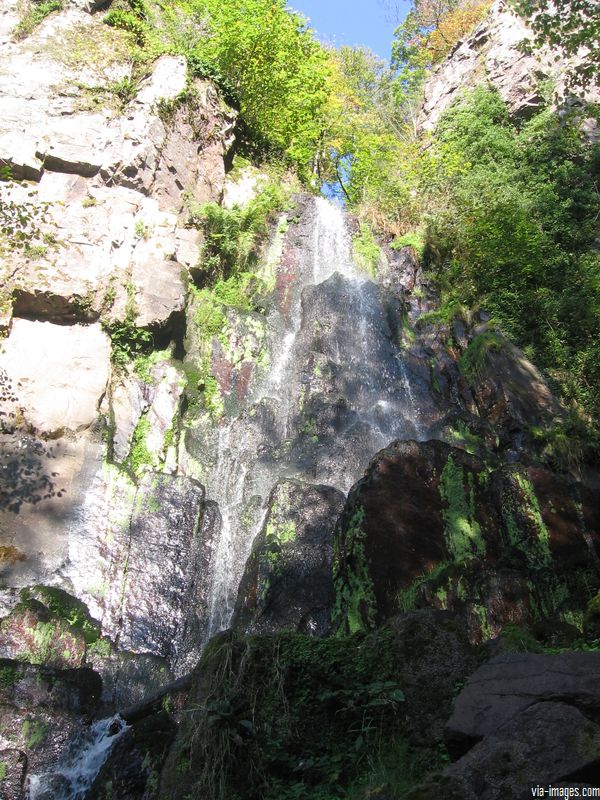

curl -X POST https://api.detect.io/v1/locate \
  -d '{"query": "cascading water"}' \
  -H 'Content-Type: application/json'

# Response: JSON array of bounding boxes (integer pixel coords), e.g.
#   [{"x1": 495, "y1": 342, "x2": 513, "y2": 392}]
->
[
  {"x1": 28, "y1": 716, "x2": 127, "y2": 800},
  {"x1": 203, "y1": 196, "x2": 430, "y2": 639}
]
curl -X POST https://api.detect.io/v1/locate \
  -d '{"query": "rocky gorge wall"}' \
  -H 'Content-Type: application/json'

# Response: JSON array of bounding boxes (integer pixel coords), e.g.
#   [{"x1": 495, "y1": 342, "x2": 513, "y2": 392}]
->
[
  {"x1": 0, "y1": 1, "x2": 599, "y2": 798},
  {"x1": 419, "y1": 0, "x2": 600, "y2": 136},
  {"x1": 0, "y1": 0, "x2": 237, "y2": 702}
]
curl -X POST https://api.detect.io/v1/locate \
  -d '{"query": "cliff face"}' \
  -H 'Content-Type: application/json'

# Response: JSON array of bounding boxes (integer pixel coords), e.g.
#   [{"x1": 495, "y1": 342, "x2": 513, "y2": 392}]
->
[
  {"x1": 0, "y1": 0, "x2": 235, "y2": 699},
  {"x1": 420, "y1": 0, "x2": 600, "y2": 133}
]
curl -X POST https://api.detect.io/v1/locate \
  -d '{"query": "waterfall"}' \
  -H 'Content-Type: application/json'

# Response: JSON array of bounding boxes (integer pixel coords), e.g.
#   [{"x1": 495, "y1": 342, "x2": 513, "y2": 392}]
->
[
  {"x1": 203, "y1": 197, "x2": 427, "y2": 639},
  {"x1": 28, "y1": 716, "x2": 127, "y2": 800}
]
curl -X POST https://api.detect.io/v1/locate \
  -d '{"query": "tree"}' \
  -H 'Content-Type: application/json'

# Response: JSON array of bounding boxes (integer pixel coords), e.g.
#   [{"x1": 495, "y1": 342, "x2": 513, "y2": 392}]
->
[
  {"x1": 162, "y1": 0, "x2": 332, "y2": 178},
  {"x1": 390, "y1": 0, "x2": 491, "y2": 120},
  {"x1": 513, "y1": 0, "x2": 599, "y2": 88}
]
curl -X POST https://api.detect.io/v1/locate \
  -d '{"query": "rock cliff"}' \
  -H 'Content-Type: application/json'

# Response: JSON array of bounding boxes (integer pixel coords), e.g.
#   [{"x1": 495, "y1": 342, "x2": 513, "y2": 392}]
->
[
  {"x1": 420, "y1": 0, "x2": 600, "y2": 134},
  {"x1": 0, "y1": 0, "x2": 235, "y2": 703}
]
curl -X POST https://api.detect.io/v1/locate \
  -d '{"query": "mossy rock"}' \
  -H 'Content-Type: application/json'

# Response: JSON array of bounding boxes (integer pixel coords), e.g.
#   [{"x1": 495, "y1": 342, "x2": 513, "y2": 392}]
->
[
  {"x1": 0, "y1": 601, "x2": 87, "y2": 668},
  {"x1": 331, "y1": 440, "x2": 600, "y2": 643}
]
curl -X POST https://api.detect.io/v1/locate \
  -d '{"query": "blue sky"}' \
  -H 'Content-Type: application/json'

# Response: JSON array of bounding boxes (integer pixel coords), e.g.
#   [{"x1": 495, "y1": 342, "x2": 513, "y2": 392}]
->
[{"x1": 289, "y1": 0, "x2": 411, "y2": 61}]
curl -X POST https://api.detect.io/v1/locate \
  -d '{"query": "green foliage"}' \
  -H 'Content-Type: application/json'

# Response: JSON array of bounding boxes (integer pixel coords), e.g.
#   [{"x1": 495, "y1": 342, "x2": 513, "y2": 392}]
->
[
  {"x1": 587, "y1": 591, "x2": 600, "y2": 621},
  {"x1": 513, "y1": 0, "x2": 599, "y2": 89},
  {"x1": 352, "y1": 222, "x2": 381, "y2": 277},
  {"x1": 420, "y1": 88, "x2": 600, "y2": 445},
  {"x1": 391, "y1": 230, "x2": 425, "y2": 258},
  {"x1": 333, "y1": 506, "x2": 378, "y2": 635},
  {"x1": 0, "y1": 761, "x2": 5, "y2": 782},
  {"x1": 109, "y1": 75, "x2": 138, "y2": 106},
  {"x1": 391, "y1": 0, "x2": 491, "y2": 90},
  {"x1": 87, "y1": 637, "x2": 113, "y2": 659},
  {"x1": 13, "y1": 0, "x2": 62, "y2": 39},
  {"x1": 22, "y1": 718, "x2": 47, "y2": 748},
  {"x1": 167, "y1": 628, "x2": 437, "y2": 800},
  {"x1": 498, "y1": 624, "x2": 545, "y2": 653},
  {"x1": 458, "y1": 330, "x2": 504, "y2": 386},
  {"x1": 191, "y1": 182, "x2": 288, "y2": 282},
  {"x1": 184, "y1": 182, "x2": 287, "y2": 419},
  {"x1": 104, "y1": 1, "x2": 148, "y2": 46},
  {"x1": 0, "y1": 665, "x2": 19, "y2": 689},
  {"x1": 127, "y1": 415, "x2": 153, "y2": 474},
  {"x1": 103, "y1": 278, "x2": 153, "y2": 368},
  {"x1": 124, "y1": 0, "x2": 332, "y2": 175},
  {"x1": 105, "y1": 320, "x2": 153, "y2": 368}
]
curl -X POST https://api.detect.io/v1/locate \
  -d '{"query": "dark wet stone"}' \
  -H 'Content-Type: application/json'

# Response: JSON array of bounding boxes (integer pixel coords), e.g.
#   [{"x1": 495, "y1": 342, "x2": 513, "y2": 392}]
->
[
  {"x1": 233, "y1": 479, "x2": 345, "y2": 636},
  {"x1": 0, "y1": 749, "x2": 27, "y2": 800},
  {"x1": 446, "y1": 652, "x2": 600, "y2": 758}
]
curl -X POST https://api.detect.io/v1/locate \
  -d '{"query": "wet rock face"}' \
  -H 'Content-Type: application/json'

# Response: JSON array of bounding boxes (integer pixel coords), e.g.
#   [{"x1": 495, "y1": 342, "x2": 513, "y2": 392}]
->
[
  {"x1": 233, "y1": 480, "x2": 345, "y2": 636},
  {"x1": 111, "y1": 474, "x2": 206, "y2": 661},
  {"x1": 0, "y1": 748, "x2": 27, "y2": 800},
  {"x1": 332, "y1": 439, "x2": 600, "y2": 640},
  {"x1": 284, "y1": 273, "x2": 440, "y2": 488},
  {"x1": 420, "y1": 0, "x2": 600, "y2": 132},
  {"x1": 0, "y1": 0, "x2": 235, "y2": 689},
  {"x1": 0, "y1": 659, "x2": 101, "y2": 787}
]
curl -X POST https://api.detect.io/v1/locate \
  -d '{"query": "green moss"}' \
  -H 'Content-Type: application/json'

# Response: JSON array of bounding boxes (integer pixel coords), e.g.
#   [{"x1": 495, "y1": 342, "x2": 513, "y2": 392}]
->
[
  {"x1": 127, "y1": 414, "x2": 153, "y2": 475},
  {"x1": 439, "y1": 456, "x2": 485, "y2": 563},
  {"x1": 201, "y1": 374, "x2": 224, "y2": 420},
  {"x1": 458, "y1": 331, "x2": 504, "y2": 386},
  {"x1": 502, "y1": 469, "x2": 552, "y2": 569},
  {"x1": 515, "y1": 473, "x2": 550, "y2": 554},
  {"x1": 333, "y1": 506, "x2": 377, "y2": 634},
  {"x1": 13, "y1": 0, "x2": 62, "y2": 39},
  {"x1": 352, "y1": 222, "x2": 381, "y2": 278},
  {"x1": 417, "y1": 299, "x2": 469, "y2": 328},
  {"x1": 587, "y1": 591, "x2": 600, "y2": 621},
  {"x1": 499, "y1": 624, "x2": 545, "y2": 653},
  {"x1": 22, "y1": 718, "x2": 47, "y2": 748},
  {"x1": 447, "y1": 421, "x2": 485, "y2": 456},
  {"x1": 262, "y1": 486, "x2": 297, "y2": 573},
  {"x1": 20, "y1": 586, "x2": 100, "y2": 644},
  {"x1": 133, "y1": 348, "x2": 171, "y2": 384},
  {"x1": 470, "y1": 603, "x2": 492, "y2": 641},
  {"x1": 87, "y1": 637, "x2": 112, "y2": 659},
  {"x1": 0, "y1": 761, "x2": 5, "y2": 782},
  {"x1": 396, "y1": 561, "x2": 454, "y2": 614},
  {"x1": 0, "y1": 666, "x2": 19, "y2": 689},
  {"x1": 391, "y1": 231, "x2": 425, "y2": 259},
  {"x1": 400, "y1": 310, "x2": 416, "y2": 347}
]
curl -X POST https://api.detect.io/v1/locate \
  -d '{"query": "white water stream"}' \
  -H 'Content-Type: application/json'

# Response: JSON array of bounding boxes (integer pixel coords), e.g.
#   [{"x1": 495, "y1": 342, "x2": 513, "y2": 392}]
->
[
  {"x1": 203, "y1": 197, "x2": 425, "y2": 639},
  {"x1": 28, "y1": 715, "x2": 127, "y2": 800}
]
